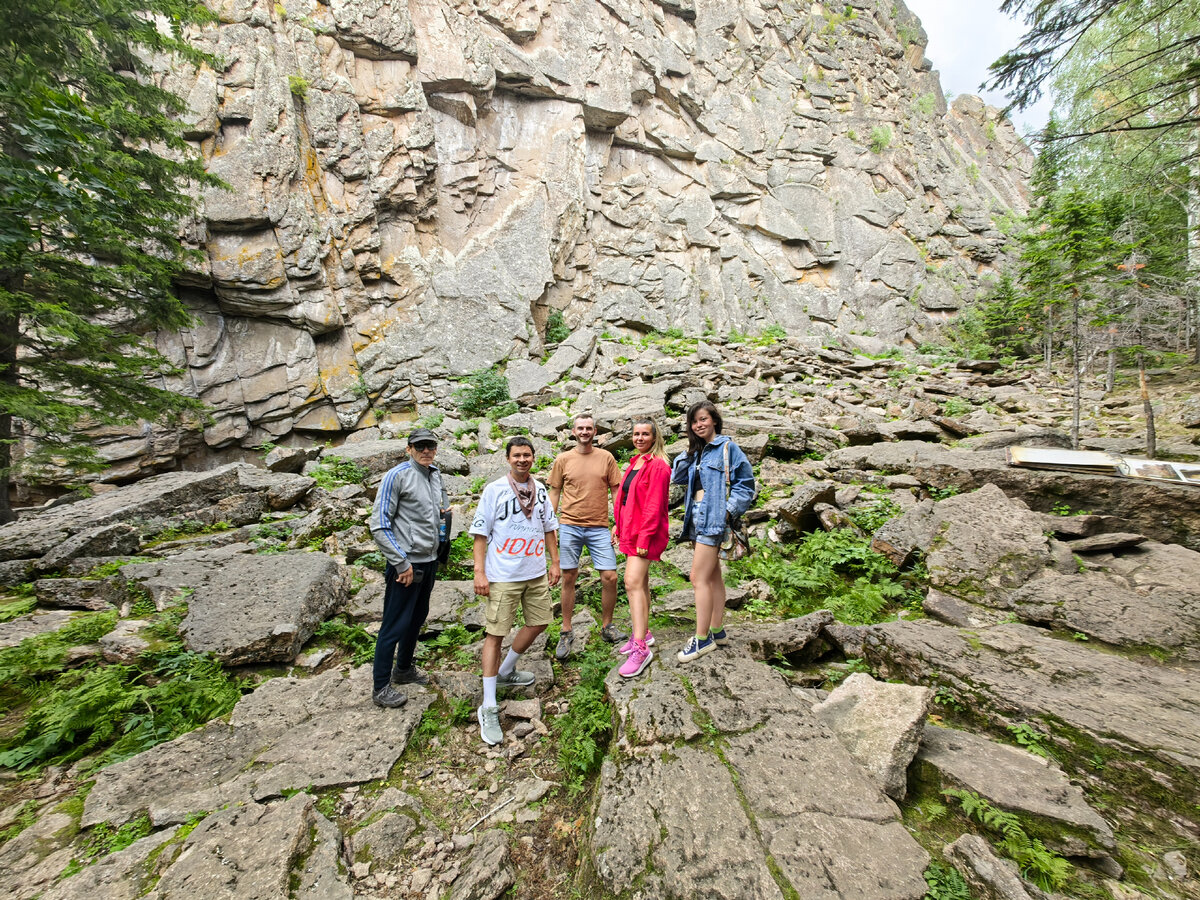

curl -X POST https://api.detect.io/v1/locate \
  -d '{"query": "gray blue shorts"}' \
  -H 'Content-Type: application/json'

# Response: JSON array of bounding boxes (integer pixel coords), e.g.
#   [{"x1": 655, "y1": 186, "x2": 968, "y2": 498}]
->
[
  {"x1": 558, "y1": 524, "x2": 618, "y2": 571},
  {"x1": 681, "y1": 523, "x2": 723, "y2": 547}
]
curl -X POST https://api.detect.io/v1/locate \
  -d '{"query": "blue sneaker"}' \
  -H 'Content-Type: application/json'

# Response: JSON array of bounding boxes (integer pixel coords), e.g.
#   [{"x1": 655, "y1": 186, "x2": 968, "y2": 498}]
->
[
  {"x1": 709, "y1": 628, "x2": 730, "y2": 646},
  {"x1": 676, "y1": 633, "x2": 716, "y2": 663}
]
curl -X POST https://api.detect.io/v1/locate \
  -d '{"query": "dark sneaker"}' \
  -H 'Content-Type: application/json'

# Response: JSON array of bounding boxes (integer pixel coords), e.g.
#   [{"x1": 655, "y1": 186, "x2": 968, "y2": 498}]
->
[
  {"x1": 676, "y1": 634, "x2": 716, "y2": 663},
  {"x1": 601, "y1": 623, "x2": 628, "y2": 644},
  {"x1": 372, "y1": 685, "x2": 407, "y2": 708},
  {"x1": 496, "y1": 669, "x2": 535, "y2": 689},
  {"x1": 709, "y1": 628, "x2": 730, "y2": 646},
  {"x1": 391, "y1": 665, "x2": 430, "y2": 685},
  {"x1": 555, "y1": 629, "x2": 575, "y2": 660},
  {"x1": 478, "y1": 704, "x2": 502, "y2": 745}
]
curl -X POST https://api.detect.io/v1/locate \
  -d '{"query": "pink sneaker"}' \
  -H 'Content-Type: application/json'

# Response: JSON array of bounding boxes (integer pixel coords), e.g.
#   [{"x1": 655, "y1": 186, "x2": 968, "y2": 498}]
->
[
  {"x1": 619, "y1": 641, "x2": 653, "y2": 678},
  {"x1": 618, "y1": 631, "x2": 655, "y2": 654}
]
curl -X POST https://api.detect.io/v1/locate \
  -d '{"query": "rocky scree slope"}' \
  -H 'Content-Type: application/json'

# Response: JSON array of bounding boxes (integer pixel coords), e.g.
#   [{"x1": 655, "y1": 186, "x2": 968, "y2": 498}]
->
[
  {"x1": 13, "y1": 0, "x2": 1031, "y2": 493},
  {"x1": 2, "y1": 335, "x2": 1198, "y2": 900}
]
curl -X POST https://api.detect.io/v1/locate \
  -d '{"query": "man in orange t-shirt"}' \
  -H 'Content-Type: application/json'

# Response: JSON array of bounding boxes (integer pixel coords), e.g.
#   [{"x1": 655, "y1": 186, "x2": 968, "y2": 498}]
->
[{"x1": 548, "y1": 414, "x2": 624, "y2": 658}]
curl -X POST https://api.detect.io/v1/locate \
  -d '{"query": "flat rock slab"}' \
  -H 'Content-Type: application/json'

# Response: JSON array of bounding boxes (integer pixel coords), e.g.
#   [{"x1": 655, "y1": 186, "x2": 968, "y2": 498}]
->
[
  {"x1": 864, "y1": 620, "x2": 1200, "y2": 786},
  {"x1": 1008, "y1": 572, "x2": 1200, "y2": 659},
  {"x1": 736, "y1": 611, "x2": 834, "y2": 664},
  {"x1": 0, "y1": 609, "x2": 75, "y2": 650},
  {"x1": 595, "y1": 653, "x2": 929, "y2": 900},
  {"x1": 83, "y1": 665, "x2": 432, "y2": 828},
  {"x1": 827, "y1": 441, "x2": 1200, "y2": 551},
  {"x1": 917, "y1": 724, "x2": 1114, "y2": 857},
  {"x1": 814, "y1": 673, "x2": 931, "y2": 800},
  {"x1": 0, "y1": 464, "x2": 254, "y2": 562},
  {"x1": 115, "y1": 548, "x2": 350, "y2": 665}
]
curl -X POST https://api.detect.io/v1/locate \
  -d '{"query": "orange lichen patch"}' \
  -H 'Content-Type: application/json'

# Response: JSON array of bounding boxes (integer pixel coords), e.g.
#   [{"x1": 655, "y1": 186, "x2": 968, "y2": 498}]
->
[{"x1": 798, "y1": 265, "x2": 835, "y2": 288}]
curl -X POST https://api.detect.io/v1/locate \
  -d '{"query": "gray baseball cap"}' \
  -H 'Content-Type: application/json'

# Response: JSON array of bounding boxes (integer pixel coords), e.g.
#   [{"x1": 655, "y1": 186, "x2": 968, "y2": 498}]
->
[{"x1": 407, "y1": 428, "x2": 439, "y2": 445}]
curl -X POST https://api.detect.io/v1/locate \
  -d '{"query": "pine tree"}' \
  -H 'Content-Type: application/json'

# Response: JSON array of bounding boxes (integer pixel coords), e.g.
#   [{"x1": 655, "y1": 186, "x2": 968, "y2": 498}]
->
[{"x1": 0, "y1": 0, "x2": 217, "y2": 522}]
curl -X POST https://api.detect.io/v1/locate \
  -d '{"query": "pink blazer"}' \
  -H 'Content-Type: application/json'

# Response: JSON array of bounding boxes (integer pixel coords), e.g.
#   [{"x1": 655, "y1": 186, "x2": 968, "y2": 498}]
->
[{"x1": 613, "y1": 456, "x2": 671, "y2": 559}]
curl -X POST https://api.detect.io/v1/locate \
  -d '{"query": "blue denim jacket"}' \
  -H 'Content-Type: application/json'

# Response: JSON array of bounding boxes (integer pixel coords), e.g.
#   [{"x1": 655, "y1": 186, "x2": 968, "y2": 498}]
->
[{"x1": 671, "y1": 435, "x2": 756, "y2": 538}]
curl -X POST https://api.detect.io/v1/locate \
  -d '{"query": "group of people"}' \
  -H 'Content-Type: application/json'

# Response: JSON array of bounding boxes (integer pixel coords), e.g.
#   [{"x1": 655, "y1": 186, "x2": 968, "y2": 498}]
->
[{"x1": 368, "y1": 401, "x2": 756, "y2": 746}]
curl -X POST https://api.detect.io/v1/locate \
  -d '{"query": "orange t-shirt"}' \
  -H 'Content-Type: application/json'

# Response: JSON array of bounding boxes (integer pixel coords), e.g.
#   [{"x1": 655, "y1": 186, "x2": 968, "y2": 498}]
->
[{"x1": 548, "y1": 448, "x2": 622, "y2": 527}]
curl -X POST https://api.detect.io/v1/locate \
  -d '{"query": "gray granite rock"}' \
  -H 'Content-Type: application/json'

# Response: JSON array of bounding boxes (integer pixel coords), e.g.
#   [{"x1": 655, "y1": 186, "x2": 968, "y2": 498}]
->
[
  {"x1": 865, "y1": 620, "x2": 1200, "y2": 786},
  {"x1": 814, "y1": 673, "x2": 932, "y2": 800},
  {"x1": 114, "y1": 548, "x2": 350, "y2": 665},
  {"x1": 596, "y1": 653, "x2": 929, "y2": 899},
  {"x1": 82, "y1": 665, "x2": 433, "y2": 828},
  {"x1": 917, "y1": 724, "x2": 1115, "y2": 858},
  {"x1": 944, "y1": 834, "x2": 1038, "y2": 900}
]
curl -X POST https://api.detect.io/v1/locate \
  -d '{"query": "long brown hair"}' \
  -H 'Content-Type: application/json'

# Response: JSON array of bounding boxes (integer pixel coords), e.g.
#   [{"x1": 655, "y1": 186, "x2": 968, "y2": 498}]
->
[
  {"x1": 684, "y1": 400, "x2": 722, "y2": 461},
  {"x1": 631, "y1": 417, "x2": 668, "y2": 463}
]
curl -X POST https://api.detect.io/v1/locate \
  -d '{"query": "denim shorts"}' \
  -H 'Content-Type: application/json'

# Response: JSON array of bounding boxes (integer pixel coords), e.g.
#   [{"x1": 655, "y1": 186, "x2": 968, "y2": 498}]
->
[
  {"x1": 680, "y1": 524, "x2": 723, "y2": 547},
  {"x1": 558, "y1": 524, "x2": 618, "y2": 571}
]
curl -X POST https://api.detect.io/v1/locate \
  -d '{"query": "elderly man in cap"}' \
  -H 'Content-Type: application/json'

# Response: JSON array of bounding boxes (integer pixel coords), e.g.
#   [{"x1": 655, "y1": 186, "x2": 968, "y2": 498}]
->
[{"x1": 368, "y1": 427, "x2": 448, "y2": 708}]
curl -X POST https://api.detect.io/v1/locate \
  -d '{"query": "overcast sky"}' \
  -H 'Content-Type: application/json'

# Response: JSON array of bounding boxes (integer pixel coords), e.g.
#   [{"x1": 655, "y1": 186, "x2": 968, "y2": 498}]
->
[{"x1": 900, "y1": 0, "x2": 1054, "y2": 137}]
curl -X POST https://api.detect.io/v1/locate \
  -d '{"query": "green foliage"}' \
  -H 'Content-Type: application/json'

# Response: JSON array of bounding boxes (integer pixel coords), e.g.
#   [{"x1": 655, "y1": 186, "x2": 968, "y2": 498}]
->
[
  {"x1": 943, "y1": 788, "x2": 1073, "y2": 890},
  {"x1": 469, "y1": 476, "x2": 487, "y2": 494},
  {"x1": 287, "y1": 74, "x2": 309, "y2": 98},
  {"x1": 744, "y1": 530, "x2": 914, "y2": 624},
  {"x1": 939, "y1": 397, "x2": 971, "y2": 417},
  {"x1": 846, "y1": 498, "x2": 902, "y2": 533},
  {"x1": 1006, "y1": 723, "x2": 1051, "y2": 758},
  {"x1": 313, "y1": 616, "x2": 374, "y2": 666},
  {"x1": 914, "y1": 92, "x2": 937, "y2": 116},
  {"x1": 553, "y1": 641, "x2": 613, "y2": 795},
  {"x1": 455, "y1": 368, "x2": 513, "y2": 417},
  {"x1": 922, "y1": 861, "x2": 970, "y2": 900},
  {"x1": 928, "y1": 485, "x2": 960, "y2": 501},
  {"x1": 353, "y1": 551, "x2": 386, "y2": 572},
  {"x1": 419, "y1": 412, "x2": 444, "y2": 429},
  {"x1": 0, "y1": 596, "x2": 37, "y2": 622},
  {"x1": 0, "y1": 625, "x2": 243, "y2": 772},
  {"x1": 310, "y1": 457, "x2": 368, "y2": 490},
  {"x1": 82, "y1": 814, "x2": 152, "y2": 859},
  {"x1": 0, "y1": 799, "x2": 38, "y2": 845},
  {"x1": 83, "y1": 557, "x2": 153, "y2": 579},
  {"x1": 417, "y1": 623, "x2": 475, "y2": 668},
  {"x1": 545, "y1": 310, "x2": 571, "y2": 344},
  {"x1": 440, "y1": 532, "x2": 475, "y2": 581},
  {"x1": 0, "y1": 0, "x2": 219, "y2": 504},
  {"x1": 0, "y1": 610, "x2": 118, "y2": 687},
  {"x1": 869, "y1": 125, "x2": 893, "y2": 153}
]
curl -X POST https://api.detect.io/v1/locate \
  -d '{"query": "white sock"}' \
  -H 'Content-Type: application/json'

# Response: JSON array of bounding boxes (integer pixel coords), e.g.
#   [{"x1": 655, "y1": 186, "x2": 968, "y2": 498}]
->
[
  {"x1": 498, "y1": 649, "x2": 521, "y2": 677},
  {"x1": 483, "y1": 676, "x2": 497, "y2": 708}
]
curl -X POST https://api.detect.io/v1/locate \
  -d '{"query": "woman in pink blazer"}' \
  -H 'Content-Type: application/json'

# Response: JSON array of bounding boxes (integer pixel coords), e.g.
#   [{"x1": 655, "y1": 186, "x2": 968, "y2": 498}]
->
[{"x1": 611, "y1": 417, "x2": 671, "y2": 678}]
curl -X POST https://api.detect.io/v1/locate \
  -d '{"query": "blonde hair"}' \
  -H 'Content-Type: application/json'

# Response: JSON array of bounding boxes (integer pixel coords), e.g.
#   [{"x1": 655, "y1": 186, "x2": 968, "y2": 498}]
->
[{"x1": 631, "y1": 417, "x2": 668, "y2": 463}]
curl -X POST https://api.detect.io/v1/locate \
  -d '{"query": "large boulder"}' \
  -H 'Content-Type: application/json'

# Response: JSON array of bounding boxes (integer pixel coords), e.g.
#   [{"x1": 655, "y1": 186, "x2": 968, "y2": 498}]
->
[
  {"x1": 814, "y1": 673, "x2": 932, "y2": 800},
  {"x1": 82, "y1": 665, "x2": 433, "y2": 828},
  {"x1": 113, "y1": 547, "x2": 350, "y2": 665},
  {"x1": 594, "y1": 653, "x2": 929, "y2": 900}
]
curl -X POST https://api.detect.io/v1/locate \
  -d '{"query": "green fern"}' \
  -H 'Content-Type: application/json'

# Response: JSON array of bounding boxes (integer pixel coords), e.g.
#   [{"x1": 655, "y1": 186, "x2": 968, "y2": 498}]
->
[
  {"x1": 923, "y1": 861, "x2": 970, "y2": 900},
  {"x1": 943, "y1": 788, "x2": 1073, "y2": 890}
]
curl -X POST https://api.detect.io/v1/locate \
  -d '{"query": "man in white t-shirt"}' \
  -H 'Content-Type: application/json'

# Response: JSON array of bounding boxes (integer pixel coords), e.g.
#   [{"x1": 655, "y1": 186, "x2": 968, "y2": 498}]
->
[{"x1": 469, "y1": 437, "x2": 560, "y2": 746}]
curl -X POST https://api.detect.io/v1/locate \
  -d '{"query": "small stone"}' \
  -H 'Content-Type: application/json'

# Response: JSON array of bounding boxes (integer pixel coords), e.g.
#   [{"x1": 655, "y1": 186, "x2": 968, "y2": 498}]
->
[
  {"x1": 351, "y1": 862, "x2": 371, "y2": 879},
  {"x1": 484, "y1": 760, "x2": 496, "y2": 773},
  {"x1": 410, "y1": 867, "x2": 433, "y2": 892},
  {"x1": 512, "y1": 722, "x2": 534, "y2": 739}
]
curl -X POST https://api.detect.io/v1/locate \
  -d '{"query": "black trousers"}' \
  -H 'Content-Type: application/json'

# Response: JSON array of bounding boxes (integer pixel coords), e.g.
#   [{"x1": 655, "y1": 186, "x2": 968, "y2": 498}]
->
[{"x1": 372, "y1": 560, "x2": 437, "y2": 692}]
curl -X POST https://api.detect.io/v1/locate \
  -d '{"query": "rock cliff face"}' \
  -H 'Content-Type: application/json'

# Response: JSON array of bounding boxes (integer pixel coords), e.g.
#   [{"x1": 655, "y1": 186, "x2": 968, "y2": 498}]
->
[{"x1": 32, "y1": 0, "x2": 1034, "y2": 485}]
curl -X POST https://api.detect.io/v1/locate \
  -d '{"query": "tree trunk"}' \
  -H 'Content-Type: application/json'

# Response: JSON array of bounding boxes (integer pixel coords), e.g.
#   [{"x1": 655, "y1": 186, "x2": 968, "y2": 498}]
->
[
  {"x1": 0, "y1": 306, "x2": 18, "y2": 524},
  {"x1": 1070, "y1": 290, "x2": 1081, "y2": 450},
  {"x1": 1138, "y1": 353, "x2": 1156, "y2": 459}
]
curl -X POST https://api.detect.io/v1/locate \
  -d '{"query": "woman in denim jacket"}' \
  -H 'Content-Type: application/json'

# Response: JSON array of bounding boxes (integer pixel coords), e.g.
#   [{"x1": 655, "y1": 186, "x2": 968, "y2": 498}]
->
[{"x1": 670, "y1": 400, "x2": 755, "y2": 662}]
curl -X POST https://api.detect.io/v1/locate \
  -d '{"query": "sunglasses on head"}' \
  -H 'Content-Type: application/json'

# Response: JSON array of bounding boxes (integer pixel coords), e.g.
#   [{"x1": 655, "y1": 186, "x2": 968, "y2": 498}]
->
[{"x1": 412, "y1": 441, "x2": 437, "y2": 451}]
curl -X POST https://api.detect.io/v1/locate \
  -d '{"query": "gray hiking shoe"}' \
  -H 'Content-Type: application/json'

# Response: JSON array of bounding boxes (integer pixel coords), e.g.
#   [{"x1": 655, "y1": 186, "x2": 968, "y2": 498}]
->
[
  {"x1": 601, "y1": 622, "x2": 628, "y2": 644},
  {"x1": 496, "y1": 669, "x2": 535, "y2": 689},
  {"x1": 478, "y1": 704, "x2": 503, "y2": 745},
  {"x1": 372, "y1": 685, "x2": 407, "y2": 708},
  {"x1": 555, "y1": 629, "x2": 575, "y2": 660},
  {"x1": 391, "y1": 665, "x2": 430, "y2": 685}
]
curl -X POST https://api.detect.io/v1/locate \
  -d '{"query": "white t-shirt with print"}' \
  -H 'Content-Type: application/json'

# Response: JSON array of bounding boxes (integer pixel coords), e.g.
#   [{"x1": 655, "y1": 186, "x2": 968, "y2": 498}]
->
[{"x1": 469, "y1": 476, "x2": 559, "y2": 583}]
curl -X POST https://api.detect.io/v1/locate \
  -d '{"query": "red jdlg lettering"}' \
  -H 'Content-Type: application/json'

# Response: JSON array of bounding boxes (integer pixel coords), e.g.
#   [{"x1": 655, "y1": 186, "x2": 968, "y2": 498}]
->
[{"x1": 499, "y1": 538, "x2": 545, "y2": 557}]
